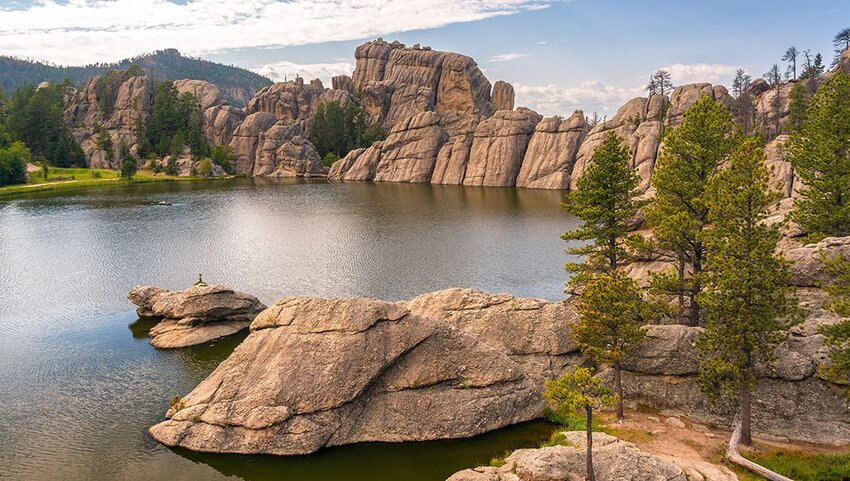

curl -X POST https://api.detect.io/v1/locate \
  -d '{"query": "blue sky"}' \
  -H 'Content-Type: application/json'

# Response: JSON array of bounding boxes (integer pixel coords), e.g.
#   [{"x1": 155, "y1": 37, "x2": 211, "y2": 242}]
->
[{"x1": 0, "y1": 0, "x2": 847, "y2": 115}]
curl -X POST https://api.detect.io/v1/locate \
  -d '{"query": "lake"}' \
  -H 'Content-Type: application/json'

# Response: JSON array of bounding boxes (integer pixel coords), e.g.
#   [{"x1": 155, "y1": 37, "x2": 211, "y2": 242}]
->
[{"x1": 0, "y1": 178, "x2": 578, "y2": 481}]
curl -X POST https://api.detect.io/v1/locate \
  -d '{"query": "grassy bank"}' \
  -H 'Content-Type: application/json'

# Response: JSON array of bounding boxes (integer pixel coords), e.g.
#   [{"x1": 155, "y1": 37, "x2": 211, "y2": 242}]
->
[
  {"x1": 0, "y1": 166, "x2": 219, "y2": 198},
  {"x1": 734, "y1": 448, "x2": 850, "y2": 481}
]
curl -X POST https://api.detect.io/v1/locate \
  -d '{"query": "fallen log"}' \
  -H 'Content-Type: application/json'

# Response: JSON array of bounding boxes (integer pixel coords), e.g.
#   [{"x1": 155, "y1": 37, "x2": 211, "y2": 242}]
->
[{"x1": 725, "y1": 421, "x2": 794, "y2": 481}]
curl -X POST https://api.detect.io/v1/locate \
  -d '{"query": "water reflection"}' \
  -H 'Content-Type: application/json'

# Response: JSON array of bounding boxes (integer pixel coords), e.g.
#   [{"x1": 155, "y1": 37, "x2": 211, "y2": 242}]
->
[{"x1": 0, "y1": 179, "x2": 576, "y2": 481}]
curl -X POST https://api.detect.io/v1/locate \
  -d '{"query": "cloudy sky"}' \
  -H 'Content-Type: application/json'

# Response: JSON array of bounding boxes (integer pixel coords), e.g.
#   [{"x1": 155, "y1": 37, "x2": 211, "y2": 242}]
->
[{"x1": 0, "y1": 0, "x2": 846, "y2": 115}]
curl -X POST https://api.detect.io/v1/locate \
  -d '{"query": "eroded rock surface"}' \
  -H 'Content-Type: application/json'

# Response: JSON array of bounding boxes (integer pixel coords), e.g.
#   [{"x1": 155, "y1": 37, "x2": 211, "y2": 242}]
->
[
  {"x1": 128, "y1": 285, "x2": 266, "y2": 349},
  {"x1": 464, "y1": 108, "x2": 542, "y2": 187},
  {"x1": 447, "y1": 432, "x2": 686, "y2": 481},
  {"x1": 516, "y1": 112, "x2": 588, "y2": 189},
  {"x1": 148, "y1": 292, "x2": 548, "y2": 454}
]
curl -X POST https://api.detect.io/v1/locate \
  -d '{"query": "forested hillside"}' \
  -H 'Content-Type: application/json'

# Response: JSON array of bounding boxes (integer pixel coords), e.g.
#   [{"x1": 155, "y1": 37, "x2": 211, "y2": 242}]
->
[{"x1": 0, "y1": 49, "x2": 272, "y2": 107}]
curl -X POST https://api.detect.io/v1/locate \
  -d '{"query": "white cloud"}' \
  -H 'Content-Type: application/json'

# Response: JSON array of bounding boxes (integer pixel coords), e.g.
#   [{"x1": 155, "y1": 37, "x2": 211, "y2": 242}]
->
[
  {"x1": 489, "y1": 52, "x2": 529, "y2": 62},
  {"x1": 658, "y1": 63, "x2": 738, "y2": 86},
  {"x1": 0, "y1": 0, "x2": 558, "y2": 66},
  {"x1": 514, "y1": 81, "x2": 644, "y2": 117},
  {"x1": 256, "y1": 59, "x2": 355, "y2": 85}
]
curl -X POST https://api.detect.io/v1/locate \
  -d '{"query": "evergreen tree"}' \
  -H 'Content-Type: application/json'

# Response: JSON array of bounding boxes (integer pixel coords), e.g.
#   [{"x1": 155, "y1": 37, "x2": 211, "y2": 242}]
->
[
  {"x1": 646, "y1": 70, "x2": 673, "y2": 96},
  {"x1": 210, "y1": 144, "x2": 234, "y2": 174},
  {"x1": 573, "y1": 271, "x2": 647, "y2": 420},
  {"x1": 818, "y1": 253, "x2": 850, "y2": 389},
  {"x1": 309, "y1": 100, "x2": 386, "y2": 158},
  {"x1": 787, "y1": 73, "x2": 850, "y2": 238},
  {"x1": 647, "y1": 96, "x2": 739, "y2": 325},
  {"x1": 731, "y1": 69, "x2": 755, "y2": 134},
  {"x1": 782, "y1": 46, "x2": 799, "y2": 80},
  {"x1": 800, "y1": 53, "x2": 826, "y2": 80},
  {"x1": 544, "y1": 368, "x2": 616, "y2": 481},
  {"x1": 833, "y1": 27, "x2": 850, "y2": 67},
  {"x1": 696, "y1": 138, "x2": 797, "y2": 446},
  {"x1": 120, "y1": 158, "x2": 137, "y2": 179},
  {"x1": 0, "y1": 141, "x2": 30, "y2": 186},
  {"x1": 563, "y1": 133, "x2": 641, "y2": 287},
  {"x1": 787, "y1": 82, "x2": 810, "y2": 133}
]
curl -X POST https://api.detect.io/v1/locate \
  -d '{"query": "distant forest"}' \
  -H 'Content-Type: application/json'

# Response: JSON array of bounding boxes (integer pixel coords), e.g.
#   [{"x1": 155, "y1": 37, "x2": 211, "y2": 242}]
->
[{"x1": 0, "y1": 49, "x2": 272, "y2": 106}]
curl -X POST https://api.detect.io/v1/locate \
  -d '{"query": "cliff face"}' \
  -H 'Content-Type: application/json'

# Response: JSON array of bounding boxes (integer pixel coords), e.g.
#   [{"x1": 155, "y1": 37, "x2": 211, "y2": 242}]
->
[{"x1": 65, "y1": 39, "x2": 832, "y2": 189}]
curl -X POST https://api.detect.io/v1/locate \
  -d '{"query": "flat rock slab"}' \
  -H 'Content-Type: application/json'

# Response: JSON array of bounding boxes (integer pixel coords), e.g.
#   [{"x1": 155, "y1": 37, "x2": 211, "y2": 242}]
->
[{"x1": 148, "y1": 319, "x2": 250, "y2": 349}]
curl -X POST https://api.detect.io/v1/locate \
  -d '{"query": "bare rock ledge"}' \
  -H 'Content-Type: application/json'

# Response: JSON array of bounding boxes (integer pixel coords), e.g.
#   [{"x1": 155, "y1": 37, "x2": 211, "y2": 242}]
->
[{"x1": 128, "y1": 284, "x2": 266, "y2": 349}]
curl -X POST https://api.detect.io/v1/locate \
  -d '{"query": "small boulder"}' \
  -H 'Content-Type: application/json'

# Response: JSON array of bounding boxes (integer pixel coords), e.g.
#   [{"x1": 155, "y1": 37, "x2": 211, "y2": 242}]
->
[{"x1": 128, "y1": 284, "x2": 266, "y2": 349}]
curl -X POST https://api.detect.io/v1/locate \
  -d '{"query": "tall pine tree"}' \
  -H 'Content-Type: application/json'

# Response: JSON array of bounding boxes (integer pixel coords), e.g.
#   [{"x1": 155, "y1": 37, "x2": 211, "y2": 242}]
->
[
  {"x1": 696, "y1": 138, "x2": 798, "y2": 446},
  {"x1": 787, "y1": 72, "x2": 850, "y2": 239},
  {"x1": 646, "y1": 96, "x2": 739, "y2": 325},
  {"x1": 562, "y1": 132, "x2": 641, "y2": 288},
  {"x1": 573, "y1": 270, "x2": 647, "y2": 420}
]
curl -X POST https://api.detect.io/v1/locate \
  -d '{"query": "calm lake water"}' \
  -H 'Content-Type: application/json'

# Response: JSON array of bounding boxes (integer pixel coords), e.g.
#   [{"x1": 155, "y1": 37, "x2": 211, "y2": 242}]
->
[{"x1": 0, "y1": 178, "x2": 578, "y2": 481}]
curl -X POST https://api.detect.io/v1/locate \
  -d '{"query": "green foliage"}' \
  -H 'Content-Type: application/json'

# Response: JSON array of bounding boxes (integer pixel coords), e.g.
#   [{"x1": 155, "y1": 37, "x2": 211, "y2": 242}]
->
[
  {"x1": 210, "y1": 144, "x2": 234, "y2": 174},
  {"x1": 6, "y1": 81, "x2": 85, "y2": 167},
  {"x1": 140, "y1": 81, "x2": 208, "y2": 160},
  {"x1": 819, "y1": 253, "x2": 850, "y2": 388},
  {"x1": 562, "y1": 133, "x2": 642, "y2": 287},
  {"x1": 800, "y1": 53, "x2": 826, "y2": 80},
  {"x1": 0, "y1": 141, "x2": 31, "y2": 186},
  {"x1": 95, "y1": 126, "x2": 114, "y2": 161},
  {"x1": 787, "y1": 72, "x2": 850, "y2": 238},
  {"x1": 742, "y1": 449, "x2": 850, "y2": 481},
  {"x1": 323, "y1": 152, "x2": 340, "y2": 168},
  {"x1": 197, "y1": 158, "x2": 213, "y2": 176},
  {"x1": 646, "y1": 96, "x2": 740, "y2": 325},
  {"x1": 0, "y1": 49, "x2": 272, "y2": 103},
  {"x1": 310, "y1": 101, "x2": 386, "y2": 158},
  {"x1": 164, "y1": 156, "x2": 178, "y2": 176},
  {"x1": 696, "y1": 138, "x2": 798, "y2": 404},
  {"x1": 574, "y1": 271, "x2": 647, "y2": 366},
  {"x1": 120, "y1": 158, "x2": 137, "y2": 179},
  {"x1": 93, "y1": 66, "x2": 143, "y2": 116},
  {"x1": 544, "y1": 367, "x2": 617, "y2": 414},
  {"x1": 787, "y1": 82, "x2": 810, "y2": 134}
]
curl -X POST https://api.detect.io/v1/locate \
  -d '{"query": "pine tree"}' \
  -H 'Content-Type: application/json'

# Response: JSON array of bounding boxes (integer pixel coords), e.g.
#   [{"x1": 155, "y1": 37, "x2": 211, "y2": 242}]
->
[
  {"x1": 782, "y1": 46, "x2": 799, "y2": 80},
  {"x1": 647, "y1": 96, "x2": 739, "y2": 325},
  {"x1": 562, "y1": 132, "x2": 641, "y2": 288},
  {"x1": 787, "y1": 72, "x2": 850, "y2": 238},
  {"x1": 833, "y1": 28, "x2": 850, "y2": 67},
  {"x1": 573, "y1": 271, "x2": 647, "y2": 420},
  {"x1": 787, "y1": 82, "x2": 810, "y2": 134},
  {"x1": 818, "y1": 253, "x2": 850, "y2": 389},
  {"x1": 544, "y1": 368, "x2": 616, "y2": 481},
  {"x1": 696, "y1": 138, "x2": 798, "y2": 446}
]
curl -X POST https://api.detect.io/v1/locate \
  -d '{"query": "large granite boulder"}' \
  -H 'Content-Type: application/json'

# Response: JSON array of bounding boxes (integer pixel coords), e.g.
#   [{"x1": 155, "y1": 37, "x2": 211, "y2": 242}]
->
[
  {"x1": 202, "y1": 105, "x2": 245, "y2": 146},
  {"x1": 352, "y1": 38, "x2": 403, "y2": 92},
  {"x1": 247, "y1": 78, "x2": 327, "y2": 122},
  {"x1": 447, "y1": 432, "x2": 686, "y2": 481},
  {"x1": 786, "y1": 236, "x2": 850, "y2": 287},
  {"x1": 327, "y1": 142, "x2": 383, "y2": 181},
  {"x1": 464, "y1": 108, "x2": 542, "y2": 187},
  {"x1": 374, "y1": 111, "x2": 448, "y2": 183},
  {"x1": 253, "y1": 122, "x2": 325, "y2": 178},
  {"x1": 229, "y1": 112, "x2": 278, "y2": 175},
  {"x1": 174, "y1": 79, "x2": 223, "y2": 110},
  {"x1": 516, "y1": 111, "x2": 588, "y2": 189},
  {"x1": 148, "y1": 293, "x2": 544, "y2": 454},
  {"x1": 128, "y1": 284, "x2": 266, "y2": 349},
  {"x1": 491, "y1": 81, "x2": 515, "y2": 112},
  {"x1": 431, "y1": 111, "x2": 480, "y2": 185}
]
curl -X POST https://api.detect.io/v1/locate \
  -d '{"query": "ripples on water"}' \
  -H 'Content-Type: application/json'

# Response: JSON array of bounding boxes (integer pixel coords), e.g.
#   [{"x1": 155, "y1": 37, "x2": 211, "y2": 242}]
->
[{"x1": 0, "y1": 179, "x2": 579, "y2": 481}]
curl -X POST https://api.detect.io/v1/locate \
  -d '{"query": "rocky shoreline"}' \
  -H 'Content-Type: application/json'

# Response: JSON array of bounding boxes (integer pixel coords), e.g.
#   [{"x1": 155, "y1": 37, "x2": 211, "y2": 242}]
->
[{"x1": 144, "y1": 270, "x2": 848, "y2": 454}]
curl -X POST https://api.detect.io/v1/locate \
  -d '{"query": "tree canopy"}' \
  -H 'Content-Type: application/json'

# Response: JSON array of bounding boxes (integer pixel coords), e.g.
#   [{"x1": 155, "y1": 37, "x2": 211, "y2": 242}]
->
[{"x1": 309, "y1": 100, "x2": 385, "y2": 159}]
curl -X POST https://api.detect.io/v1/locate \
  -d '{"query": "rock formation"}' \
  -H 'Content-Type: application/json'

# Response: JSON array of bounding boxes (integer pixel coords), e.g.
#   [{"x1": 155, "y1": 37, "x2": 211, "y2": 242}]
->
[
  {"x1": 464, "y1": 108, "x2": 542, "y2": 187},
  {"x1": 374, "y1": 111, "x2": 447, "y2": 183},
  {"x1": 149, "y1": 258, "x2": 849, "y2": 453},
  {"x1": 62, "y1": 39, "x2": 821, "y2": 192},
  {"x1": 66, "y1": 74, "x2": 152, "y2": 169},
  {"x1": 148, "y1": 291, "x2": 553, "y2": 454},
  {"x1": 447, "y1": 432, "x2": 686, "y2": 481},
  {"x1": 516, "y1": 112, "x2": 588, "y2": 189},
  {"x1": 490, "y1": 81, "x2": 515, "y2": 112},
  {"x1": 128, "y1": 284, "x2": 266, "y2": 349}
]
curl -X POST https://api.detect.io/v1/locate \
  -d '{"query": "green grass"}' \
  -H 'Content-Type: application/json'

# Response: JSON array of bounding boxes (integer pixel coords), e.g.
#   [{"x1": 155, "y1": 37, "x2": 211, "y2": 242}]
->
[
  {"x1": 0, "y1": 167, "x2": 219, "y2": 197},
  {"x1": 735, "y1": 449, "x2": 850, "y2": 481}
]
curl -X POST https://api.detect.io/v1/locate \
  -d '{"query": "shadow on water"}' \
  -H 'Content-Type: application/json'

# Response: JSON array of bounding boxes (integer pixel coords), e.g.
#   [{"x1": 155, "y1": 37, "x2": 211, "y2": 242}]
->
[{"x1": 174, "y1": 420, "x2": 556, "y2": 481}]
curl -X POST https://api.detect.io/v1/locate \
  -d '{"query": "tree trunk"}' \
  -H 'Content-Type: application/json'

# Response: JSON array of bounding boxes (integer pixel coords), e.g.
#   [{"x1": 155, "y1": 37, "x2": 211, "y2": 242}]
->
[
  {"x1": 688, "y1": 253, "x2": 702, "y2": 325},
  {"x1": 740, "y1": 384, "x2": 752, "y2": 446},
  {"x1": 614, "y1": 363, "x2": 624, "y2": 420},
  {"x1": 585, "y1": 406, "x2": 595, "y2": 481},
  {"x1": 727, "y1": 421, "x2": 793, "y2": 481},
  {"x1": 677, "y1": 257, "x2": 685, "y2": 308}
]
